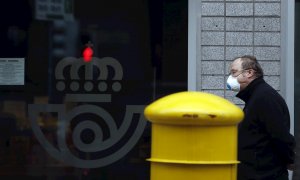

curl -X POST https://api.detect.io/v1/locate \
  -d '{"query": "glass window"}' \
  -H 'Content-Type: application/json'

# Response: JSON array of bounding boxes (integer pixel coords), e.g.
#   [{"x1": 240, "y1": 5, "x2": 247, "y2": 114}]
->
[{"x1": 0, "y1": 0, "x2": 187, "y2": 179}]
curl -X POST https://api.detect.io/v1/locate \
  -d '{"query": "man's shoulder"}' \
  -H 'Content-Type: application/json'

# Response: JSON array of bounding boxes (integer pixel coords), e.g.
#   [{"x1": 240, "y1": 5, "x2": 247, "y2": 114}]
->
[
  {"x1": 252, "y1": 83, "x2": 289, "y2": 111},
  {"x1": 252, "y1": 82, "x2": 283, "y2": 101}
]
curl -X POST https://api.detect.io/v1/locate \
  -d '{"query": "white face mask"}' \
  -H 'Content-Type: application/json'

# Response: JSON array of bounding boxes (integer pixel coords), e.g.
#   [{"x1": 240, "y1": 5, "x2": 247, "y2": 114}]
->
[{"x1": 226, "y1": 75, "x2": 240, "y2": 92}]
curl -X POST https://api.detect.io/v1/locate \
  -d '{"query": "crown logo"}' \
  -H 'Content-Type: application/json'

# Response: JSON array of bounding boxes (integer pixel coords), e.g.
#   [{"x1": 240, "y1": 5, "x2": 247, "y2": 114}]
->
[
  {"x1": 54, "y1": 52, "x2": 123, "y2": 102},
  {"x1": 29, "y1": 43, "x2": 147, "y2": 169}
]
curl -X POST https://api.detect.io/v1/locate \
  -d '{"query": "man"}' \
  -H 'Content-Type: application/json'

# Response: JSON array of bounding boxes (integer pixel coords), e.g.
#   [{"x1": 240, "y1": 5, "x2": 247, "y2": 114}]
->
[{"x1": 226, "y1": 55, "x2": 295, "y2": 180}]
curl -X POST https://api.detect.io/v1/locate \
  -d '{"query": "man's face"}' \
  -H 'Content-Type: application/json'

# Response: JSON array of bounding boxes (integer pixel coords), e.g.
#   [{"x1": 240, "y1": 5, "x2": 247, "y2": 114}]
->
[{"x1": 229, "y1": 58, "x2": 251, "y2": 91}]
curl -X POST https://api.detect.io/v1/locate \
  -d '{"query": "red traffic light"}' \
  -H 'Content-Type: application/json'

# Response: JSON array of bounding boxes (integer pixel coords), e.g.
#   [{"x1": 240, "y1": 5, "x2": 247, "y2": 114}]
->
[{"x1": 83, "y1": 46, "x2": 93, "y2": 62}]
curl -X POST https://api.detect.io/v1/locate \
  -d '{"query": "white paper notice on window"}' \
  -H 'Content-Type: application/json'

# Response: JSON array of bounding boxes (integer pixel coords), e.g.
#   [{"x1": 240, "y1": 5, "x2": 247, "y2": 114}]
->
[{"x1": 0, "y1": 58, "x2": 25, "y2": 85}]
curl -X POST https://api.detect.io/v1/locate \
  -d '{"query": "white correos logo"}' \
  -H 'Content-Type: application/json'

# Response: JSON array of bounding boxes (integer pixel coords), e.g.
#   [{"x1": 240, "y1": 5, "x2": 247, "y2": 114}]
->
[{"x1": 28, "y1": 56, "x2": 146, "y2": 168}]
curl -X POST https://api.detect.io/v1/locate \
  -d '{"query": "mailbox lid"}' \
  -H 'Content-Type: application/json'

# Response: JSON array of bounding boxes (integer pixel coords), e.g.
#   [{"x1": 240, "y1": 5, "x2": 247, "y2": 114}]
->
[{"x1": 144, "y1": 91, "x2": 244, "y2": 125}]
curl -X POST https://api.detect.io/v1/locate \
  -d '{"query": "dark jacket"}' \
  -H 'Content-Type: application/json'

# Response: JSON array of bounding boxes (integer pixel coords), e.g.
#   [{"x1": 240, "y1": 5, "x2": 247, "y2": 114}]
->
[{"x1": 236, "y1": 77, "x2": 295, "y2": 180}]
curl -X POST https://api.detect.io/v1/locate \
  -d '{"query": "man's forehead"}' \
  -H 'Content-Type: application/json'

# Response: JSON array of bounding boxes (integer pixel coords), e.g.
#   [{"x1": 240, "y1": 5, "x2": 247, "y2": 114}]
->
[{"x1": 230, "y1": 58, "x2": 242, "y2": 70}]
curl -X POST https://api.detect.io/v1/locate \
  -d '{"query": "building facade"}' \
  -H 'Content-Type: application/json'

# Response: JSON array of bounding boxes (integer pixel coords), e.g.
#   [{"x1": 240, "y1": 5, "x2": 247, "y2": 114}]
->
[
  {"x1": 189, "y1": 1, "x2": 297, "y2": 179},
  {"x1": 0, "y1": 0, "x2": 298, "y2": 179}
]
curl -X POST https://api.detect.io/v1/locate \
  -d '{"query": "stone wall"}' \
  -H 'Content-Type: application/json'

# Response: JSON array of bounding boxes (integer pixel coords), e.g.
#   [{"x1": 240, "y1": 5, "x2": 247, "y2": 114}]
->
[{"x1": 198, "y1": 0, "x2": 281, "y2": 106}]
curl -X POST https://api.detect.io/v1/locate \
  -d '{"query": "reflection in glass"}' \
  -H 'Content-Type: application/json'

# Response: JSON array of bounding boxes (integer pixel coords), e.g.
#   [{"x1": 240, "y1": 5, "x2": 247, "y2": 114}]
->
[{"x1": 0, "y1": 0, "x2": 187, "y2": 179}]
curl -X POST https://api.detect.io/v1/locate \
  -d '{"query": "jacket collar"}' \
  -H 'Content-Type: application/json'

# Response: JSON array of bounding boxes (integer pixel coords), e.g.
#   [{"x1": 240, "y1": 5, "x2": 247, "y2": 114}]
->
[{"x1": 236, "y1": 77, "x2": 265, "y2": 103}]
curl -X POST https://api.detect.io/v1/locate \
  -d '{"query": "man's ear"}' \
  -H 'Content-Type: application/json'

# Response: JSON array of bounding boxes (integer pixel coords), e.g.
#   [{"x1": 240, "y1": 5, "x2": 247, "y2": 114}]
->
[{"x1": 248, "y1": 69, "x2": 255, "y2": 78}]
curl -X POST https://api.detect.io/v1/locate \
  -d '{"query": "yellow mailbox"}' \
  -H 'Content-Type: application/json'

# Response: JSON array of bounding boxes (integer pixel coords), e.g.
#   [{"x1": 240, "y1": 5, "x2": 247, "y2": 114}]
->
[{"x1": 144, "y1": 91, "x2": 244, "y2": 180}]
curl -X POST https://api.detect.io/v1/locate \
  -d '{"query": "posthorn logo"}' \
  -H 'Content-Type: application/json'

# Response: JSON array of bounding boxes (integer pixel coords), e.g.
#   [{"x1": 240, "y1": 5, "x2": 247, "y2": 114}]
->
[{"x1": 28, "y1": 55, "x2": 147, "y2": 168}]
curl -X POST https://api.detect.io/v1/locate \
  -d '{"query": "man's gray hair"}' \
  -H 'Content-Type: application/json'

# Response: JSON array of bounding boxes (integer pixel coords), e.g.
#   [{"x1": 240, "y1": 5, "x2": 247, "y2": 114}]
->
[{"x1": 235, "y1": 55, "x2": 264, "y2": 78}]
